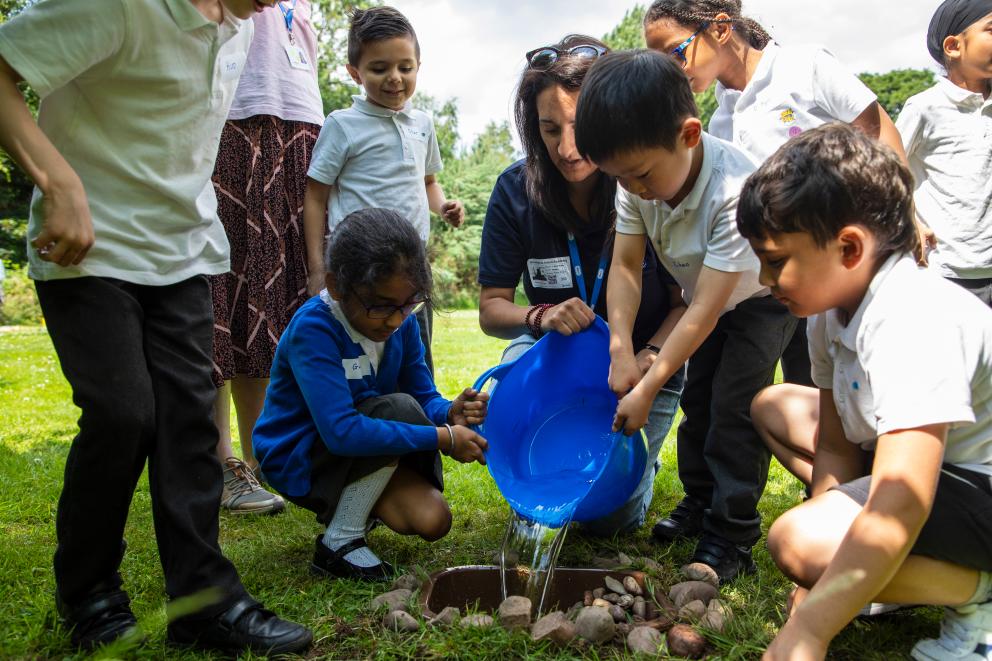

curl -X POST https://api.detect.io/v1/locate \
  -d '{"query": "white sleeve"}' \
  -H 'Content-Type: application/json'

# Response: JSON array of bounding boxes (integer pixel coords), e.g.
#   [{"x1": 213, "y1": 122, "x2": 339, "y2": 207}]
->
[
  {"x1": 702, "y1": 199, "x2": 757, "y2": 273},
  {"x1": 425, "y1": 118, "x2": 442, "y2": 176},
  {"x1": 895, "y1": 98, "x2": 929, "y2": 193},
  {"x1": 811, "y1": 48, "x2": 878, "y2": 123},
  {"x1": 615, "y1": 187, "x2": 647, "y2": 235},
  {"x1": 0, "y1": 0, "x2": 126, "y2": 98},
  {"x1": 306, "y1": 115, "x2": 349, "y2": 185},
  {"x1": 865, "y1": 316, "x2": 976, "y2": 435},
  {"x1": 806, "y1": 314, "x2": 834, "y2": 389}
]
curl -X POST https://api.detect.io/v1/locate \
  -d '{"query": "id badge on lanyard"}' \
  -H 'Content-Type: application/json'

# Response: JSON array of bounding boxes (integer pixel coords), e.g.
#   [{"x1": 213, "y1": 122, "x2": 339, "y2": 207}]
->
[{"x1": 279, "y1": 0, "x2": 311, "y2": 71}]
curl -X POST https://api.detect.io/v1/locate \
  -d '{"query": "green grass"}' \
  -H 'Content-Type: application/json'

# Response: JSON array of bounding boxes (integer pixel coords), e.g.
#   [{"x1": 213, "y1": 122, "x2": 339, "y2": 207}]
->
[{"x1": 0, "y1": 313, "x2": 940, "y2": 660}]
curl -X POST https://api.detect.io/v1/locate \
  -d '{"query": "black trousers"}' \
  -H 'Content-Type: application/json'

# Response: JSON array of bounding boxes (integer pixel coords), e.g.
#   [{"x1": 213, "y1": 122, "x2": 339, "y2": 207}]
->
[
  {"x1": 676, "y1": 295, "x2": 796, "y2": 546},
  {"x1": 36, "y1": 276, "x2": 244, "y2": 615},
  {"x1": 781, "y1": 318, "x2": 814, "y2": 386}
]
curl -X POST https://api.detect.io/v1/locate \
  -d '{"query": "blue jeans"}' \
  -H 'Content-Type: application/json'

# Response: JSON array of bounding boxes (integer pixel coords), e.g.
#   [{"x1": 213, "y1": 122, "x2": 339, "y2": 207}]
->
[{"x1": 499, "y1": 334, "x2": 685, "y2": 537}]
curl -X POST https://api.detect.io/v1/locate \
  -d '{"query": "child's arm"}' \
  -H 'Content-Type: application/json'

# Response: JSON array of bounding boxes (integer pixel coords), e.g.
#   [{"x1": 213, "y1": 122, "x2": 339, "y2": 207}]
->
[
  {"x1": 0, "y1": 56, "x2": 93, "y2": 266},
  {"x1": 766, "y1": 424, "x2": 947, "y2": 660},
  {"x1": 303, "y1": 177, "x2": 331, "y2": 295},
  {"x1": 809, "y1": 389, "x2": 866, "y2": 497},
  {"x1": 606, "y1": 232, "x2": 647, "y2": 396},
  {"x1": 425, "y1": 175, "x2": 464, "y2": 228},
  {"x1": 613, "y1": 265, "x2": 741, "y2": 434}
]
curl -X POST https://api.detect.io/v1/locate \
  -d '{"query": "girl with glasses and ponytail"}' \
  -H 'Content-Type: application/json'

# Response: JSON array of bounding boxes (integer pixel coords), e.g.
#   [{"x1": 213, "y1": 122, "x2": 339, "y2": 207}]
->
[
  {"x1": 642, "y1": 0, "x2": 910, "y2": 393},
  {"x1": 477, "y1": 35, "x2": 687, "y2": 537}
]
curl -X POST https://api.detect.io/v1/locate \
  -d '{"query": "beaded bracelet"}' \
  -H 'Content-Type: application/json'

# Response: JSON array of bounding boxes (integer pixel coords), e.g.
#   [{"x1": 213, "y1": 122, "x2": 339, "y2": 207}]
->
[
  {"x1": 532, "y1": 304, "x2": 553, "y2": 338},
  {"x1": 524, "y1": 305, "x2": 540, "y2": 338}
]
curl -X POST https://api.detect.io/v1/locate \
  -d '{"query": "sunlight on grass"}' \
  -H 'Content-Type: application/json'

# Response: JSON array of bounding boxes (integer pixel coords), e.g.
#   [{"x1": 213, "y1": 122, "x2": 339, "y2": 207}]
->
[{"x1": 0, "y1": 316, "x2": 940, "y2": 659}]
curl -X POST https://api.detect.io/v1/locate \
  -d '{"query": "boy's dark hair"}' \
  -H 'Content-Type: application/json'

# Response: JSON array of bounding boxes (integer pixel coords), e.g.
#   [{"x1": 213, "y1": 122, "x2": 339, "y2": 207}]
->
[
  {"x1": 737, "y1": 123, "x2": 918, "y2": 260},
  {"x1": 347, "y1": 6, "x2": 420, "y2": 67},
  {"x1": 644, "y1": 0, "x2": 772, "y2": 50},
  {"x1": 514, "y1": 34, "x2": 616, "y2": 233},
  {"x1": 324, "y1": 208, "x2": 433, "y2": 299},
  {"x1": 575, "y1": 50, "x2": 698, "y2": 164}
]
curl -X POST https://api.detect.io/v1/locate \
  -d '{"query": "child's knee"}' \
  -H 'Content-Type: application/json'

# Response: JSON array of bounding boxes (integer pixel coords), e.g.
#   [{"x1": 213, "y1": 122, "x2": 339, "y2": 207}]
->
[
  {"x1": 750, "y1": 385, "x2": 782, "y2": 432},
  {"x1": 767, "y1": 510, "x2": 820, "y2": 585},
  {"x1": 376, "y1": 393, "x2": 429, "y2": 425},
  {"x1": 417, "y1": 495, "x2": 452, "y2": 542}
]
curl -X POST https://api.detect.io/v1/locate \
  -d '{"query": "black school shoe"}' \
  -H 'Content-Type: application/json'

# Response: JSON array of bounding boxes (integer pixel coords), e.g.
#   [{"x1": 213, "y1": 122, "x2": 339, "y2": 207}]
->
[
  {"x1": 167, "y1": 596, "x2": 312, "y2": 656},
  {"x1": 691, "y1": 533, "x2": 757, "y2": 584},
  {"x1": 310, "y1": 535, "x2": 393, "y2": 581},
  {"x1": 57, "y1": 585, "x2": 144, "y2": 651},
  {"x1": 651, "y1": 496, "x2": 706, "y2": 544}
]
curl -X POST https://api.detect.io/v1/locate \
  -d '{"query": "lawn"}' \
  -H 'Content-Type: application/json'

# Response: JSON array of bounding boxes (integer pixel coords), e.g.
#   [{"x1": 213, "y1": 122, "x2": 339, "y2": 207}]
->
[{"x1": 0, "y1": 311, "x2": 940, "y2": 660}]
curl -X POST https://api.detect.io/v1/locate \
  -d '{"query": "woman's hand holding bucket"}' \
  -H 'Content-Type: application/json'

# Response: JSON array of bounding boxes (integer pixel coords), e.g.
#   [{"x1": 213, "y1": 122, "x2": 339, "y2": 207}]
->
[{"x1": 540, "y1": 297, "x2": 597, "y2": 336}]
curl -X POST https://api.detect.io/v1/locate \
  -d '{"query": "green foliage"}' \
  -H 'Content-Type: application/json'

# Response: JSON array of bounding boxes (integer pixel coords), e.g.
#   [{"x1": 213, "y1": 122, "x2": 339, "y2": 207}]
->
[
  {"x1": 0, "y1": 265, "x2": 41, "y2": 325},
  {"x1": 430, "y1": 121, "x2": 516, "y2": 309},
  {"x1": 602, "y1": 5, "x2": 646, "y2": 50},
  {"x1": 858, "y1": 68, "x2": 936, "y2": 120},
  {"x1": 309, "y1": 0, "x2": 381, "y2": 113}
]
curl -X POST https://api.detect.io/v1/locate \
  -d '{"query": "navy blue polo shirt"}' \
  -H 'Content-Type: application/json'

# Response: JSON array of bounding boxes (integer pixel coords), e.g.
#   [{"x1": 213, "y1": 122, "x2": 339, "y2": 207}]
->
[{"x1": 479, "y1": 160, "x2": 673, "y2": 349}]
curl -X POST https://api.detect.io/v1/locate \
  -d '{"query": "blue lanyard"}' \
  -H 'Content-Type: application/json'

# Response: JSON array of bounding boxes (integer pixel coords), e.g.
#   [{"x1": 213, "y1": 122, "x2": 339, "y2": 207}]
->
[
  {"x1": 567, "y1": 232, "x2": 608, "y2": 310},
  {"x1": 278, "y1": 0, "x2": 297, "y2": 38}
]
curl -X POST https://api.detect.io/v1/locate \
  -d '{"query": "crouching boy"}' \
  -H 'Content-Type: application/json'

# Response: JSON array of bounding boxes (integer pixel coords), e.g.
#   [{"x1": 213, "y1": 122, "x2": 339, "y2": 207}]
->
[{"x1": 743, "y1": 124, "x2": 992, "y2": 660}]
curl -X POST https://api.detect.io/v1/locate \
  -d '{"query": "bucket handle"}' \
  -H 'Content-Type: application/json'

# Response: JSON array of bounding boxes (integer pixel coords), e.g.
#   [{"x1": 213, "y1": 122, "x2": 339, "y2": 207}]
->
[{"x1": 471, "y1": 361, "x2": 515, "y2": 394}]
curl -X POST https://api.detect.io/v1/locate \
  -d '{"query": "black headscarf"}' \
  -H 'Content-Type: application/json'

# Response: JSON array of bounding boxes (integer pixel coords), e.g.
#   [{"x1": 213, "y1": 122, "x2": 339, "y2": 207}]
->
[{"x1": 927, "y1": 0, "x2": 992, "y2": 63}]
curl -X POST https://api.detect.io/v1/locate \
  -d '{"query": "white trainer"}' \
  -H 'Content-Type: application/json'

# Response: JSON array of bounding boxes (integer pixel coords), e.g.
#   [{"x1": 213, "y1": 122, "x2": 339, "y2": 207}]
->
[{"x1": 911, "y1": 602, "x2": 992, "y2": 661}]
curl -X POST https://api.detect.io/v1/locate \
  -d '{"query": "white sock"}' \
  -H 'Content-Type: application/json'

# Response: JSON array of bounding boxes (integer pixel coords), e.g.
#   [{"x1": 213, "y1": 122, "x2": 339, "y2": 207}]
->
[
  {"x1": 961, "y1": 570, "x2": 992, "y2": 608},
  {"x1": 323, "y1": 462, "x2": 397, "y2": 568}
]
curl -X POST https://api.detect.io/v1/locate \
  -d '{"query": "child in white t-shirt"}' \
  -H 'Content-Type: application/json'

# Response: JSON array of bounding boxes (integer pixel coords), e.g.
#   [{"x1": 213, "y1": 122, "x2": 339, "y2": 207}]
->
[
  {"x1": 642, "y1": 0, "x2": 912, "y2": 388},
  {"x1": 897, "y1": 0, "x2": 992, "y2": 307},
  {"x1": 742, "y1": 124, "x2": 992, "y2": 660},
  {"x1": 302, "y1": 6, "x2": 463, "y2": 373},
  {"x1": 575, "y1": 50, "x2": 796, "y2": 584}
]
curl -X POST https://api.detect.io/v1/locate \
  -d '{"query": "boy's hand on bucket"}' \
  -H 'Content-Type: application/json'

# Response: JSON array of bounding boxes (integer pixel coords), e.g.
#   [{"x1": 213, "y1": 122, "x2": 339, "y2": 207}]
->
[
  {"x1": 608, "y1": 352, "x2": 641, "y2": 398},
  {"x1": 541, "y1": 298, "x2": 596, "y2": 336},
  {"x1": 612, "y1": 387, "x2": 651, "y2": 435},
  {"x1": 449, "y1": 388, "x2": 489, "y2": 426},
  {"x1": 440, "y1": 426, "x2": 489, "y2": 465}
]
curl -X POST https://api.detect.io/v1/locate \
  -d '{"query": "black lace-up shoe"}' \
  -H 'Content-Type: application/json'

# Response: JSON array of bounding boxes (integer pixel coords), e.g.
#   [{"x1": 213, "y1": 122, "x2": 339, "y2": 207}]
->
[
  {"x1": 691, "y1": 533, "x2": 757, "y2": 584},
  {"x1": 651, "y1": 496, "x2": 706, "y2": 544}
]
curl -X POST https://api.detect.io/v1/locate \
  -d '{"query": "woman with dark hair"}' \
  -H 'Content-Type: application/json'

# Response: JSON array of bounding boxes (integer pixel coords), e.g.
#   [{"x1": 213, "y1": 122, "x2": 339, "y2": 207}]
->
[{"x1": 477, "y1": 35, "x2": 687, "y2": 536}]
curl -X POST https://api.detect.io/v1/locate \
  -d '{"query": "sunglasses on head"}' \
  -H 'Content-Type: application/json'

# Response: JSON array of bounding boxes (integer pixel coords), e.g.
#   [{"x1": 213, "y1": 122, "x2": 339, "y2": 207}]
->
[{"x1": 525, "y1": 43, "x2": 608, "y2": 70}]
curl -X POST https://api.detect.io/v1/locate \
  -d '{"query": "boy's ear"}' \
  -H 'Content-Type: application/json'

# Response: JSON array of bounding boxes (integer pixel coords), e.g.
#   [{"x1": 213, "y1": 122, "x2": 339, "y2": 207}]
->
[
  {"x1": 681, "y1": 117, "x2": 703, "y2": 149},
  {"x1": 345, "y1": 63, "x2": 363, "y2": 87},
  {"x1": 942, "y1": 34, "x2": 962, "y2": 62},
  {"x1": 837, "y1": 225, "x2": 870, "y2": 269},
  {"x1": 711, "y1": 12, "x2": 734, "y2": 45}
]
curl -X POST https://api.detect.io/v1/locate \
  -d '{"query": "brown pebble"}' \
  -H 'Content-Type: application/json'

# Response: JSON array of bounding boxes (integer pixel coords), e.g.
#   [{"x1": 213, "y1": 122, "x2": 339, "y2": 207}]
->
[
  {"x1": 498, "y1": 596, "x2": 533, "y2": 629},
  {"x1": 633, "y1": 596, "x2": 646, "y2": 619},
  {"x1": 531, "y1": 611, "x2": 577, "y2": 645},
  {"x1": 575, "y1": 606, "x2": 616, "y2": 643},
  {"x1": 583, "y1": 590, "x2": 593, "y2": 607},
  {"x1": 592, "y1": 598, "x2": 611, "y2": 609},
  {"x1": 678, "y1": 599, "x2": 707, "y2": 621},
  {"x1": 681, "y1": 562, "x2": 720, "y2": 589},
  {"x1": 700, "y1": 609, "x2": 726, "y2": 633},
  {"x1": 628, "y1": 626, "x2": 664, "y2": 655},
  {"x1": 427, "y1": 606, "x2": 460, "y2": 628},
  {"x1": 617, "y1": 594, "x2": 635, "y2": 609},
  {"x1": 461, "y1": 613, "x2": 495, "y2": 628},
  {"x1": 669, "y1": 581, "x2": 719, "y2": 610},
  {"x1": 623, "y1": 576, "x2": 643, "y2": 596},
  {"x1": 667, "y1": 623, "x2": 706, "y2": 658},
  {"x1": 383, "y1": 610, "x2": 419, "y2": 632},
  {"x1": 592, "y1": 587, "x2": 606, "y2": 599},
  {"x1": 603, "y1": 593, "x2": 620, "y2": 604},
  {"x1": 609, "y1": 604, "x2": 627, "y2": 622}
]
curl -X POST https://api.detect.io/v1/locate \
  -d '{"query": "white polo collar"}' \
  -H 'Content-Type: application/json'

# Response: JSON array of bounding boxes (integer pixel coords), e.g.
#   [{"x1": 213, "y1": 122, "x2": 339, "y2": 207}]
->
[
  {"x1": 824, "y1": 252, "x2": 909, "y2": 351},
  {"x1": 936, "y1": 76, "x2": 990, "y2": 110},
  {"x1": 351, "y1": 95, "x2": 414, "y2": 119}
]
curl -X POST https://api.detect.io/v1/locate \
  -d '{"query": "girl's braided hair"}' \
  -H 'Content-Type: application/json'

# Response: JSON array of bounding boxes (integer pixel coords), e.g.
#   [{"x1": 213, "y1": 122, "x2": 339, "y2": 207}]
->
[{"x1": 644, "y1": 0, "x2": 772, "y2": 50}]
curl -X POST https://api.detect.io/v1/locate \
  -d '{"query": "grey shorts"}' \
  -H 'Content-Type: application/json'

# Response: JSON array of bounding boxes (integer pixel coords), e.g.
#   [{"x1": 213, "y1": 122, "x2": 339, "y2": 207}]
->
[{"x1": 833, "y1": 464, "x2": 992, "y2": 571}]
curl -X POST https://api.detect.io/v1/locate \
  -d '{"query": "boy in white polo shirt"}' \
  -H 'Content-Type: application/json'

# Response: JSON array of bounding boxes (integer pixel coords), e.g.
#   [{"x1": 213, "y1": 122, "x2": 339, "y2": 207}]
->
[
  {"x1": 302, "y1": 5, "x2": 464, "y2": 373},
  {"x1": 743, "y1": 124, "x2": 992, "y2": 660},
  {"x1": 574, "y1": 50, "x2": 796, "y2": 583},
  {"x1": 0, "y1": 0, "x2": 310, "y2": 654},
  {"x1": 898, "y1": 0, "x2": 992, "y2": 307}
]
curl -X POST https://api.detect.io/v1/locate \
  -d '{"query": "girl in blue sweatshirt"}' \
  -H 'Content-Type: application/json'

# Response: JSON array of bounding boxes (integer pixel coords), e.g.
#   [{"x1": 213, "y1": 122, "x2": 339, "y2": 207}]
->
[{"x1": 254, "y1": 208, "x2": 489, "y2": 580}]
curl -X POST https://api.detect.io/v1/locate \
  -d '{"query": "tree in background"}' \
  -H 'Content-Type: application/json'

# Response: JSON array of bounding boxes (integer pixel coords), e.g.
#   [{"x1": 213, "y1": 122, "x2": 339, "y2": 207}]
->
[
  {"x1": 859, "y1": 69, "x2": 936, "y2": 120},
  {"x1": 310, "y1": 0, "x2": 379, "y2": 113},
  {"x1": 601, "y1": 4, "x2": 719, "y2": 127}
]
